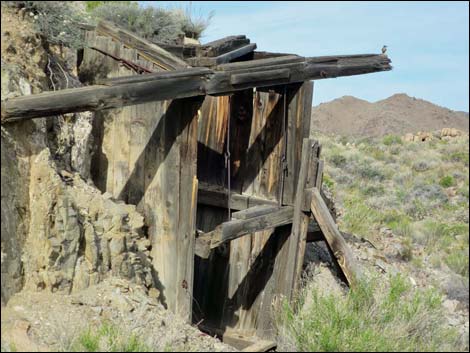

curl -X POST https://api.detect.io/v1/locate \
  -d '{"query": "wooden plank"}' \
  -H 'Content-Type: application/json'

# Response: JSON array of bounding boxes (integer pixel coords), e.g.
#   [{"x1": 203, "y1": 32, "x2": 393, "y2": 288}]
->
[
  {"x1": 315, "y1": 159, "x2": 324, "y2": 189},
  {"x1": 310, "y1": 187, "x2": 361, "y2": 287},
  {"x1": 238, "y1": 89, "x2": 284, "y2": 200},
  {"x1": 207, "y1": 206, "x2": 294, "y2": 248},
  {"x1": 282, "y1": 82, "x2": 314, "y2": 206},
  {"x1": 302, "y1": 141, "x2": 321, "y2": 211},
  {"x1": 231, "y1": 68, "x2": 289, "y2": 85},
  {"x1": 196, "y1": 95, "x2": 229, "y2": 186},
  {"x1": 200, "y1": 35, "x2": 250, "y2": 57},
  {"x1": 96, "y1": 67, "x2": 212, "y2": 85},
  {"x1": 220, "y1": 331, "x2": 277, "y2": 352},
  {"x1": 195, "y1": 215, "x2": 321, "y2": 259},
  {"x1": 2, "y1": 54, "x2": 392, "y2": 122},
  {"x1": 232, "y1": 205, "x2": 279, "y2": 220},
  {"x1": 242, "y1": 340, "x2": 277, "y2": 352},
  {"x1": 188, "y1": 43, "x2": 257, "y2": 66},
  {"x1": 147, "y1": 97, "x2": 202, "y2": 322},
  {"x1": 197, "y1": 182, "x2": 278, "y2": 210},
  {"x1": 152, "y1": 41, "x2": 199, "y2": 59},
  {"x1": 278, "y1": 138, "x2": 312, "y2": 299},
  {"x1": 217, "y1": 55, "x2": 304, "y2": 71},
  {"x1": 96, "y1": 21, "x2": 188, "y2": 70},
  {"x1": 253, "y1": 51, "x2": 295, "y2": 60},
  {"x1": 194, "y1": 232, "x2": 212, "y2": 259}
]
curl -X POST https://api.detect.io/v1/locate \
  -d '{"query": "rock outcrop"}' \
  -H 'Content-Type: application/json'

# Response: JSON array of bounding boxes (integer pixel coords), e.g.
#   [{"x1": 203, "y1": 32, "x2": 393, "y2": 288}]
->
[{"x1": 1, "y1": 6, "x2": 158, "y2": 305}]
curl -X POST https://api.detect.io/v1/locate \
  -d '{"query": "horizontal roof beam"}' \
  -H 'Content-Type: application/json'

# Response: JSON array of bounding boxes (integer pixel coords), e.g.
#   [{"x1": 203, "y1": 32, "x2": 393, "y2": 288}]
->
[{"x1": 1, "y1": 54, "x2": 391, "y2": 123}]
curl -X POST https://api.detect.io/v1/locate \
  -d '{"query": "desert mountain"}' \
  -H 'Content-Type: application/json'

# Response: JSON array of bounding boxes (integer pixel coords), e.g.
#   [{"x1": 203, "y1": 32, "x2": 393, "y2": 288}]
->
[{"x1": 312, "y1": 93, "x2": 469, "y2": 136}]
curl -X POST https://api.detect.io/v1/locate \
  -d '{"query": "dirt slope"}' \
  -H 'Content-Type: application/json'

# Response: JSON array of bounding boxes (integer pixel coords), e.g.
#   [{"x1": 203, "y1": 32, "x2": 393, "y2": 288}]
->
[{"x1": 312, "y1": 94, "x2": 469, "y2": 137}]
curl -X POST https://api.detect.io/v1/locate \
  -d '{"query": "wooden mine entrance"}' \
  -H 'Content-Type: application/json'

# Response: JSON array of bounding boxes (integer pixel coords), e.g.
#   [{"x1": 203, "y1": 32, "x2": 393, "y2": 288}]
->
[{"x1": 1, "y1": 20, "x2": 391, "y2": 350}]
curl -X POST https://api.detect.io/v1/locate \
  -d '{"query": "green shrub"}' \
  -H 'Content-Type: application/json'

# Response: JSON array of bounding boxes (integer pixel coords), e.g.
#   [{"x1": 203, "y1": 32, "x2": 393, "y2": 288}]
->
[
  {"x1": 382, "y1": 134, "x2": 403, "y2": 146},
  {"x1": 4, "y1": 1, "x2": 88, "y2": 48},
  {"x1": 447, "y1": 151, "x2": 469, "y2": 166},
  {"x1": 361, "y1": 184, "x2": 385, "y2": 196},
  {"x1": 85, "y1": 1, "x2": 136, "y2": 12},
  {"x1": 329, "y1": 153, "x2": 347, "y2": 167},
  {"x1": 412, "y1": 160, "x2": 432, "y2": 172},
  {"x1": 276, "y1": 275, "x2": 459, "y2": 352},
  {"x1": 71, "y1": 323, "x2": 149, "y2": 352},
  {"x1": 439, "y1": 175, "x2": 455, "y2": 188},
  {"x1": 341, "y1": 195, "x2": 381, "y2": 237},
  {"x1": 90, "y1": 2, "x2": 212, "y2": 43},
  {"x1": 356, "y1": 163, "x2": 386, "y2": 181},
  {"x1": 445, "y1": 249, "x2": 469, "y2": 278},
  {"x1": 400, "y1": 237, "x2": 413, "y2": 261},
  {"x1": 323, "y1": 173, "x2": 335, "y2": 189}
]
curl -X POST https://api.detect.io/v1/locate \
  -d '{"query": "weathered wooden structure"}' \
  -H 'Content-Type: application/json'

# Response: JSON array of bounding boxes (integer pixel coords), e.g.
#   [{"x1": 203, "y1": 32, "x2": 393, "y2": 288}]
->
[{"x1": 1, "y1": 20, "x2": 391, "y2": 350}]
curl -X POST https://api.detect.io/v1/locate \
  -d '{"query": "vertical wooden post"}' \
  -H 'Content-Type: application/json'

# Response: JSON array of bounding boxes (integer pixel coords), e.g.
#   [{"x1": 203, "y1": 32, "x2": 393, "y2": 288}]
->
[
  {"x1": 282, "y1": 81, "x2": 314, "y2": 206},
  {"x1": 83, "y1": 31, "x2": 201, "y2": 322},
  {"x1": 148, "y1": 97, "x2": 201, "y2": 322}
]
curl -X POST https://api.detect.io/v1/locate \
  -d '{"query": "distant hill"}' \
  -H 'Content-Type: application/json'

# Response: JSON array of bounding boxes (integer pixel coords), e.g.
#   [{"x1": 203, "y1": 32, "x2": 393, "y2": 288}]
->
[{"x1": 311, "y1": 93, "x2": 469, "y2": 137}]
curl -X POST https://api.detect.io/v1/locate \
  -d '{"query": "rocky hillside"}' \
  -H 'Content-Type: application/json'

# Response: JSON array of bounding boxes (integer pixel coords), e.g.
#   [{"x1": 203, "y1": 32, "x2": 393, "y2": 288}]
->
[
  {"x1": 1, "y1": 4, "x2": 231, "y2": 351},
  {"x1": 312, "y1": 94, "x2": 469, "y2": 137}
]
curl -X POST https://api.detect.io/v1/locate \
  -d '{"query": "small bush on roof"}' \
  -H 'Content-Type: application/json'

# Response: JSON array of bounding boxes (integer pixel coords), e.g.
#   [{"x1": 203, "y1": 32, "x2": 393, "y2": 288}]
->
[
  {"x1": 90, "y1": 2, "x2": 212, "y2": 44},
  {"x1": 3, "y1": 1, "x2": 89, "y2": 48}
]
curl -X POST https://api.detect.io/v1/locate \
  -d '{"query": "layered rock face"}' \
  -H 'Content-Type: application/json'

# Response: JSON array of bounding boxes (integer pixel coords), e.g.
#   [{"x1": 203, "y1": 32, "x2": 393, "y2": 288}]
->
[
  {"x1": 23, "y1": 151, "x2": 156, "y2": 294},
  {"x1": 1, "y1": 64, "x2": 47, "y2": 305},
  {"x1": 1, "y1": 7, "x2": 158, "y2": 305}
]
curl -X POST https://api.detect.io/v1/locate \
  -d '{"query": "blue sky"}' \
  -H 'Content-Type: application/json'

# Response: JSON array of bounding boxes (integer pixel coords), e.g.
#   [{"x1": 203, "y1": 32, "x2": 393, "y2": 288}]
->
[{"x1": 143, "y1": 1, "x2": 469, "y2": 112}]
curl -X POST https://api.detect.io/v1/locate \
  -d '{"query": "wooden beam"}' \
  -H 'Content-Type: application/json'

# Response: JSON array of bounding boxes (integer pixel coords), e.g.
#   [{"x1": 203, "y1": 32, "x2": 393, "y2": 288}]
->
[
  {"x1": 194, "y1": 210, "x2": 321, "y2": 259},
  {"x1": 148, "y1": 97, "x2": 200, "y2": 323},
  {"x1": 315, "y1": 160, "x2": 324, "y2": 189},
  {"x1": 309, "y1": 187, "x2": 361, "y2": 287},
  {"x1": 253, "y1": 51, "x2": 296, "y2": 60},
  {"x1": 188, "y1": 43, "x2": 257, "y2": 67},
  {"x1": 197, "y1": 182, "x2": 278, "y2": 211},
  {"x1": 1, "y1": 54, "x2": 391, "y2": 122},
  {"x1": 95, "y1": 67, "x2": 212, "y2": 85},
  {"x1": 242, "y1": 340, "x2": 277, "y2": 352},
  {"x1": 153, "y1": 42, "x2": 199, "y2": 59},
  {"x1": 222, "y1": 332, "x2": 276, "y2": 352},
  {"x1": 232, "y1": 205, "x2": 279, "y2": 220},
  {"x1": 280, "y1": 138, "x2": 312, "y2": 298},
  {"x1": 200, "y1": 35, "x2": 251, "y2": 57},
  {"x1": 96, "y1": 21, "x2": 189, "y2": 70},
  {"x1": 207, "y1": 206, "x2": 294, "y2": 248}
]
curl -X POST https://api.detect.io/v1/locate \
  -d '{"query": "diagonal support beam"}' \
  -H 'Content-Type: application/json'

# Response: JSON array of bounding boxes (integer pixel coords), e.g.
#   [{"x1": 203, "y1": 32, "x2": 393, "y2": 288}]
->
[
  {"x1": 309, "y1": 187, "x2": 362, "y2": 287},
  {"x1": 96, "y1": 20, "x2": 189, "y2": 70}
]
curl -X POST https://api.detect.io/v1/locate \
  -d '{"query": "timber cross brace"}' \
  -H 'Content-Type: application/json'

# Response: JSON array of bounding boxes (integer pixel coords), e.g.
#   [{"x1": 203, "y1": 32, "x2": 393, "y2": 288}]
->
[{"x1": 0, "y1": 20, "x2": 391, "y2": 349}]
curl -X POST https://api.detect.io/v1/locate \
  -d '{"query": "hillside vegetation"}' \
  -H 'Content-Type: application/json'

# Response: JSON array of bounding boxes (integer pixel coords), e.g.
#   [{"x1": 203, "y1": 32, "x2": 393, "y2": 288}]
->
[
  {"x1": 277, "y1": 131, "x2": 469, "y2": 351},
  {"x1": 322, "y1": 132, "x2": 469, "y2": 278}
]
